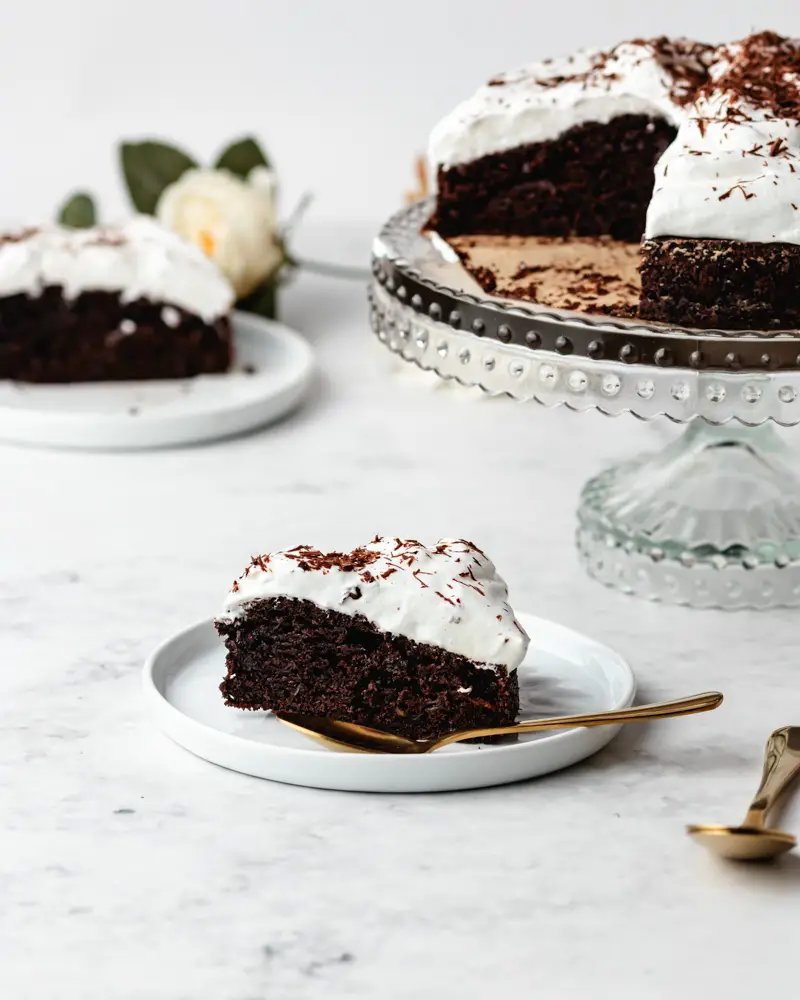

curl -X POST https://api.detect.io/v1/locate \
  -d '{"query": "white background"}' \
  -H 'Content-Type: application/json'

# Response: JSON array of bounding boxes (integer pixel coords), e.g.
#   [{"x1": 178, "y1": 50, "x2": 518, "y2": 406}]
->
[{"x1": 3, "y1": 1, "x2": 800, "y2": 228}]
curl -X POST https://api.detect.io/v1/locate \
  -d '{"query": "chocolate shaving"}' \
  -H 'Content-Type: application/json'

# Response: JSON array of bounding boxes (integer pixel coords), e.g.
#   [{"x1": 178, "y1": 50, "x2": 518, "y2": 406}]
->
[
  {"x1": 412, "y1": 568, "x2": 431, "y2": 588},
  {"x1": 281, "y1": 544, "x2": 381, "y2": 575},
  {"x1": 695, "y1": 32, "x2": 800, "y2": 120},
  {"x1": 718, "y1": 184, "x2": 757, "y2": 201},
  {"x1": 525, "y1": 38, "x2": 712, "y2": 108}
]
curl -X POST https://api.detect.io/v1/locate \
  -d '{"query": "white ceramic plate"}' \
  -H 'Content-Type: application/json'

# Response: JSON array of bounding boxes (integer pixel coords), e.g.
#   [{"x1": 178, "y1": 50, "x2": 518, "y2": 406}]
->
[
  {"x1": 0, "y1": 312, "x2": 314, "y2": 450},
  {"x1": 143, "y1": 613, "x2": 635, "y2": 793}
]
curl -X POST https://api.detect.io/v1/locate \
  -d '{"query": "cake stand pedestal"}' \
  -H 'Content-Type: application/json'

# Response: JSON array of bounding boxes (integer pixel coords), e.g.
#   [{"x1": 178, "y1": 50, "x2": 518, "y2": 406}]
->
[
  {"x1": 577, "y1": 420, "x2": 800, "y2": 608},
  {"x1": 369, "y1": 200, "x2": 800, "y2": 610}
]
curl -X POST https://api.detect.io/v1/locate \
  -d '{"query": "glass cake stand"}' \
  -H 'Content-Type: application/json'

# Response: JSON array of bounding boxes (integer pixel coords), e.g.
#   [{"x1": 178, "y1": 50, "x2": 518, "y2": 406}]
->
[{"x1": 369, "y1": 199, "x2": 800, "y2": 610}]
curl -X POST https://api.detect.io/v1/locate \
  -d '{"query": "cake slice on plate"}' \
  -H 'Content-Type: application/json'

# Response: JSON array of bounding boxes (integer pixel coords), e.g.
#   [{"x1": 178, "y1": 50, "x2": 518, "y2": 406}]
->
[
  {"x1": 0, "y1": 217, "x2": 234, "y2": 382},
  {"x1": 215, "y1": 537, "x2": 528, "y2": 741}
]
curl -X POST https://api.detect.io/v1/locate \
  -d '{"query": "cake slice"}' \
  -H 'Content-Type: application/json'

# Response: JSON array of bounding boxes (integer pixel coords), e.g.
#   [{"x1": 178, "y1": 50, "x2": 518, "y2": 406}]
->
[
  {"x1": 429, "y1": 38, "x2": 713, "y2": 242},
  {"x1": 215, "y1": 537, "x2": 528, "y2": 741},
  {"x1": 0, "y1": 217, "x2": 234, "y2": 382}
]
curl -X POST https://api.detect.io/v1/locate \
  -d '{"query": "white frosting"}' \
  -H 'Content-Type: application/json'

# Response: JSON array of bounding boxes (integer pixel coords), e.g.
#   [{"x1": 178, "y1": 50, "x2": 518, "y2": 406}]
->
[
  {"x1": 647, "y1": 38, "x2": 800, "y2": 244},
  {"x1": 646, "y1": 113, "x2": 800, "y2": 242},
  {"x1": 0, "y1": 217, "x2": 234, "y2": 321},
  {"x1": 220, "y1": 537, "x2": 530, "y2": 671},
  {"x1": 429, "y1": 40, "x2": 709, "y2": 170}
]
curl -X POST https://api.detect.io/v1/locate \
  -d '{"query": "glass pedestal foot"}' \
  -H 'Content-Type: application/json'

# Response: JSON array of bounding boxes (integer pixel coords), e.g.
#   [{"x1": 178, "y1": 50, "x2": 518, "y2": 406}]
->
[{"x1": 576, "y1": 420, "x2": 800, "y2": 609}]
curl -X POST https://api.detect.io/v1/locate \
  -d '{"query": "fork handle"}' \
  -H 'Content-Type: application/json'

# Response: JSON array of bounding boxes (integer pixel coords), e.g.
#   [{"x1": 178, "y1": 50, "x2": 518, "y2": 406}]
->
[{"x1": 433, "y1": 691, "x2": 723, "y2": 749}]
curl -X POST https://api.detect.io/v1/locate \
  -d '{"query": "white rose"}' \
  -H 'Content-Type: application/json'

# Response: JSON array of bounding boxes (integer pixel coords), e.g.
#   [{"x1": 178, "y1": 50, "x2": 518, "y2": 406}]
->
[{"x1": 156, "y1": 167, "x2": 283, "y2": 299}]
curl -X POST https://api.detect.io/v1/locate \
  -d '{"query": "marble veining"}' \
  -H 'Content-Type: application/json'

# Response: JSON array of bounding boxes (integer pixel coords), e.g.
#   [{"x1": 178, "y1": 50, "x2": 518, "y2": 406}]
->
[{"x1": 2, "y1": 224, "x2": 800, "y2": 999}]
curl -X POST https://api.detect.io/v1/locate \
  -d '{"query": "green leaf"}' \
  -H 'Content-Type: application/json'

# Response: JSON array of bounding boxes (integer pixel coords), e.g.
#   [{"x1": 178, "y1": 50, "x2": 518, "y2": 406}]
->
[
  {"x1": 237, "y1": 278, "x2": 278, "y2": 320},
  {"x1": 58, "y1": 192, "x2": 97, "y2": 228},
  {"x1": 214, "y1": 136, "x2": 270, "y2": 179},
  {"x1": 119, "y1": 141, "x2": 197, "y2": 214}
]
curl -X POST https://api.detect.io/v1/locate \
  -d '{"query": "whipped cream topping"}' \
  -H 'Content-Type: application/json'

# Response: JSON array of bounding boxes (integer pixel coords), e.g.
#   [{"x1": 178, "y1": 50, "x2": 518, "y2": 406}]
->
[
  {"x1": 429, "y1": 38, "x2": 712, "y2": 170},
  {"x1": 646, "y1": 33, "x2": 800, "y2": 244},
  {"x1": 0, "y1": 217, "x2": 234, "y2": 321},
  {"x1": 220, "y1": 537, "x2": 530, "y2": 671},
  {"x1": 646, "y1": 113, "x2": 800, "y2": 242}
]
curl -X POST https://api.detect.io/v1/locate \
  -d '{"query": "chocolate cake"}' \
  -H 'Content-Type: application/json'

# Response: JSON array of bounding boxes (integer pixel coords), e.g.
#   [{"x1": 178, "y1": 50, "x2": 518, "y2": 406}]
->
[
  {"x1": 215, "y1": 538, "x2": 528, "y2": 742},
  {"x1": 429, "y1": 38, "x2": 713, "y2": 241},
  {"x1": 0, "y1": 218, "x2": 234, "y2": 383},
  {"x1": 429, "y1": 32, "x2": 800, "y2": 331},
  {"x1": 434, "y1": 115, "x2": 677, "y2": 242}
]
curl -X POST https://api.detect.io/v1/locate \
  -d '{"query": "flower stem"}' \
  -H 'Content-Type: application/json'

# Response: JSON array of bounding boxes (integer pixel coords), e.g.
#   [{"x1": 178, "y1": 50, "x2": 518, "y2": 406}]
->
[{"x1": 280, "y1": 191, "x2": 315, "y2": 236}]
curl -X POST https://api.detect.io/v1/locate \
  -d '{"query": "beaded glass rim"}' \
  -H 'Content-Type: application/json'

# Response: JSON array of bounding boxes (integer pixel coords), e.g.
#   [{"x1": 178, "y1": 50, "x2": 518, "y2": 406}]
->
[
  {"x1": 369, "y1": 202, "x2": 800, "y2": 426},
  {"x1": 373, "y1": 199, "x2": 800, "y2": 373}
]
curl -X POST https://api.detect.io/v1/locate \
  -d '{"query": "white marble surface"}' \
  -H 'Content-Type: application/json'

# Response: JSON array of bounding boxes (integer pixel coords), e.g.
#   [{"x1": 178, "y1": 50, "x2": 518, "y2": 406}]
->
[{"x1": 3, "y1": 227, "x2": 800, "y2": 999}]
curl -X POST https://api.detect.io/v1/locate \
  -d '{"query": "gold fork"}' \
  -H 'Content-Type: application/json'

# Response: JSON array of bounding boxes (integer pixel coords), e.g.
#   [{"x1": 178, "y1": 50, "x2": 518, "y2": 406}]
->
[{"x1": 275, "y1": 691, "x2": 723, "y2": 754}]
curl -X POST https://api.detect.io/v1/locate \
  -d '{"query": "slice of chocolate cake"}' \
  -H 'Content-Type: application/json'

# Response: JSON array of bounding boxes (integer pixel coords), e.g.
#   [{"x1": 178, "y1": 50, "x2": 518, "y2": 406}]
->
[
  {"x1": 429, "y1": 38, "x2": 713, "y2": 242},
  {"x1": 0, "y1": 218, "x2": 234, "y2": 382},
  {"x1": 215, "y1": 537, "x2": 528, "y2": 742},
  {"x1": 641, "y1": 33, "x2": 800, "y2": 329}
]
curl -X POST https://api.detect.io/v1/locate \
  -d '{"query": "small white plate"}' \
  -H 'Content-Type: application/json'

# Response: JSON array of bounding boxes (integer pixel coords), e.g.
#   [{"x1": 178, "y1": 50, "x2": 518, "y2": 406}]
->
[
  {"x1": 0, "y1": 312, "x2": 314, "y2": 450},
  {"x1": 143, "y1": 613, "x2": 635, "y2": 793}
]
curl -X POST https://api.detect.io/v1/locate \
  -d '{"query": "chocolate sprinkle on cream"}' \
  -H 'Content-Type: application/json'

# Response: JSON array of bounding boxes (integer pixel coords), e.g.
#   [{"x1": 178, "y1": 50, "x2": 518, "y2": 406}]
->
[{"x1": 221, "y1": 537, "x2": 530, "y2": 672}]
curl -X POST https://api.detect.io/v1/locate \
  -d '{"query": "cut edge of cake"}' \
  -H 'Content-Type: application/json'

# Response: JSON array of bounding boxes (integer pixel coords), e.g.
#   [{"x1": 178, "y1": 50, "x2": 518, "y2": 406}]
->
[{"x1": 428, "y1": 37, "x2": 714, "y2": 242}]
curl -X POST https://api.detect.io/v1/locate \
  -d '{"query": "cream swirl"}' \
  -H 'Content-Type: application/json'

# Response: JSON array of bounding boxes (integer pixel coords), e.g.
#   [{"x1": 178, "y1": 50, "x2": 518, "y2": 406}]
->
[{"x1": 219, "y1": 537, "x2": 529, "y2": 671}]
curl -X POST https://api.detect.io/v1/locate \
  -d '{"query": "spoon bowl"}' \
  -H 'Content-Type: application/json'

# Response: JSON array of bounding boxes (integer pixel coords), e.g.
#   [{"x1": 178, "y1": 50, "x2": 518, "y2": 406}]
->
[
  {"x1": 689, "y1": 726, "x2": 800, "y2": 862},
  {"x1": 687, "y1": 823, "x2": 797, "y2": 861}
]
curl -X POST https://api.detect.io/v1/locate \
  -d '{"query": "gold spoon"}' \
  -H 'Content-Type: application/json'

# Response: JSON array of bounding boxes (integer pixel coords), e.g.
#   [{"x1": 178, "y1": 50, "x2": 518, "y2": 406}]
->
[
  {"x1": 275, "y1": 690, "x2": 723, "y2": 754},
  {"x1": 688, "y1": 726, "x2": 800, "y2": 861}
]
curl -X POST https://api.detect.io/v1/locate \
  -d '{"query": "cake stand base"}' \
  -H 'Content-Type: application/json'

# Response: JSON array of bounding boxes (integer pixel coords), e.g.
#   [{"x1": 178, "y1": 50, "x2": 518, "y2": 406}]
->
[{"x1": 576, "y1": 420, "x2": 800, "y2": 609}]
